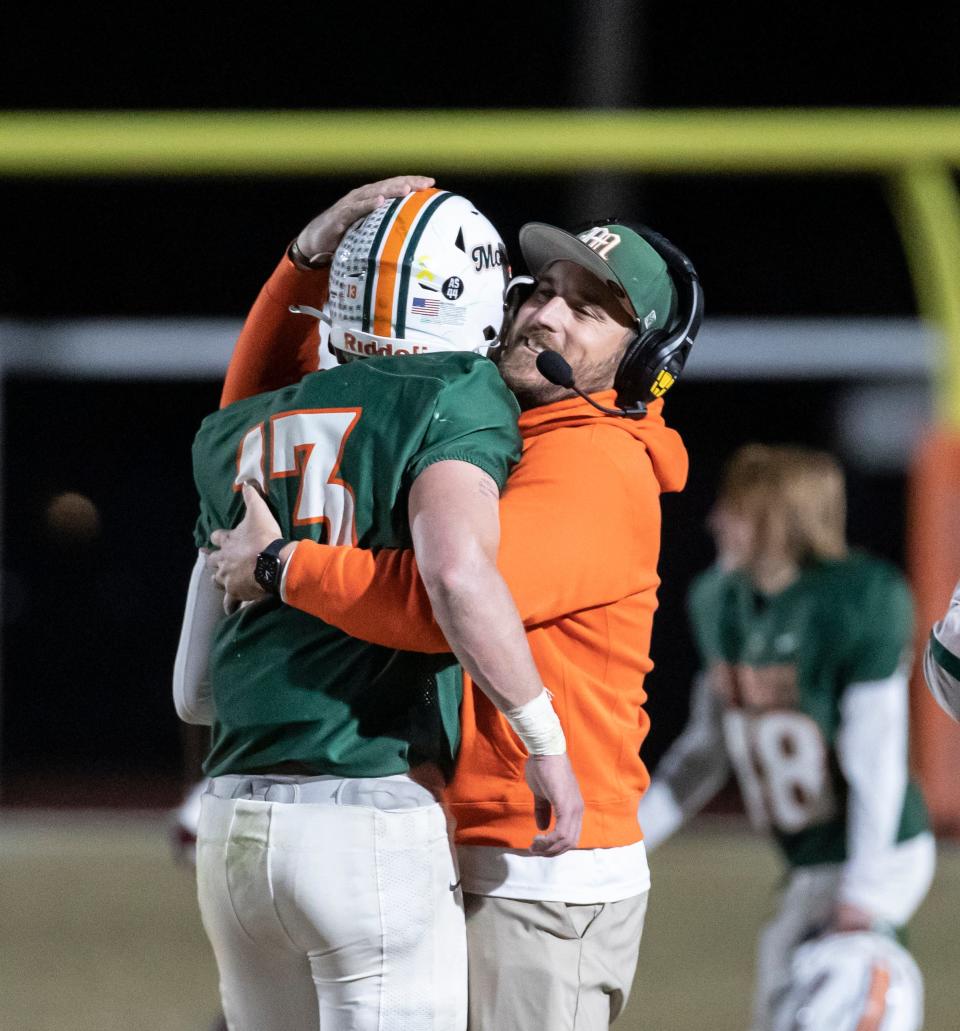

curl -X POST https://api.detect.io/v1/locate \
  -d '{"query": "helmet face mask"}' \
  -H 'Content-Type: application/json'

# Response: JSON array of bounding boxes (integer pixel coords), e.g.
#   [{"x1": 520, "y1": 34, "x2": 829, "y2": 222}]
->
[
  {"x1": 772, "y1": 931, "x2": 924, "y2": 1031},
  {"x1": 326, "y1": 190, "x2": 509, "y2": 363}
]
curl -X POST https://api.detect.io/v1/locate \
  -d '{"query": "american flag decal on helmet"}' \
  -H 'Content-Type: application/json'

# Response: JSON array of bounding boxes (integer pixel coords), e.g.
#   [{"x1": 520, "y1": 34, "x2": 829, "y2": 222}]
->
[{"x1": 412, "y1": 297, "x2": 440, "y2": 317}]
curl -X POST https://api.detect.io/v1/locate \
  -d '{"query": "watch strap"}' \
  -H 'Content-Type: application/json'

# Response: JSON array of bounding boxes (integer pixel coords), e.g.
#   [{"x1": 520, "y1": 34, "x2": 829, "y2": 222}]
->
[{"x1": 262, "y1": 537, "x2": 289, "y2": 559}]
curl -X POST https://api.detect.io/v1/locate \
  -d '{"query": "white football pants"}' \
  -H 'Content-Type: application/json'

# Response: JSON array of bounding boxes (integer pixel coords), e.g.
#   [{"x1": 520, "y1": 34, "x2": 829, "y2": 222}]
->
[{"x1": 196, "y1": 774, "x2": 467, "y2": 1031}]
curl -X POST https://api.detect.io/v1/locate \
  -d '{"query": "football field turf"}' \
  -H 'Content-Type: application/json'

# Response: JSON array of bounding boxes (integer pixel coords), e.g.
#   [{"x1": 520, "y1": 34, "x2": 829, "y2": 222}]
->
[{"x1": 2, "y1": 811, "x2": 957, "y2": 1030}]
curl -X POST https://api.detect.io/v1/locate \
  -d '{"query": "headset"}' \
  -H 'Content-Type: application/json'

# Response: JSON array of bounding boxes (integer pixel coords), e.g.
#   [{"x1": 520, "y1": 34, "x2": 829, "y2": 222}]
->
[{"x1": 503, "y1": 219, "x2": 703, "y2": 418}]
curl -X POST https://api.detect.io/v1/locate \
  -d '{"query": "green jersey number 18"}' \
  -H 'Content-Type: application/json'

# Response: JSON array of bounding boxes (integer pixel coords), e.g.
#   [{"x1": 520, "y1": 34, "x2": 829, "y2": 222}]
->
[{"x1": 723, "y1": 708, "x2": 837, "y2": 834}]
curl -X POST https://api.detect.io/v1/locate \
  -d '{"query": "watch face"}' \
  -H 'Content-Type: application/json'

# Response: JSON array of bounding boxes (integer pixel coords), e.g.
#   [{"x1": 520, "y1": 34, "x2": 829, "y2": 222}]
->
[
  {"x1": 253, "y1": 539, "x2": 288, "y2": 595},
  {"x1": 255, "y1": 554, "x2": 280, "y2": 592}
]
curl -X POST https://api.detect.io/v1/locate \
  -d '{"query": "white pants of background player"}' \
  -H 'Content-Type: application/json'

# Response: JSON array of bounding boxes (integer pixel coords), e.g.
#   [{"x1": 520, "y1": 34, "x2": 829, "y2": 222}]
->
[
  {"x1": 196, "y1": 773, "x2": 466, "y2": 1031},
  {"x1": 751, "y1": 832, "x2": 936, "y2": 1031}
]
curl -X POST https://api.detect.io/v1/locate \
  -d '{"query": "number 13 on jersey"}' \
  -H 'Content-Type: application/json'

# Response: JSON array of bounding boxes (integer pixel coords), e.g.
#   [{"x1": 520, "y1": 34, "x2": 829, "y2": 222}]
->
[{"x1": 233, "y1": 408, "x2": 361, "y2": 545}]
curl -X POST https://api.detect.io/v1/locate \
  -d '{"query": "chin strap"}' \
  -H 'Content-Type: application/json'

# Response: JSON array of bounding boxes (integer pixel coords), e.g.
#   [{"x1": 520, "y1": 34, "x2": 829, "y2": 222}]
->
[{"x1": 289, "y1": 304, "x2": 331, "y2": 325}]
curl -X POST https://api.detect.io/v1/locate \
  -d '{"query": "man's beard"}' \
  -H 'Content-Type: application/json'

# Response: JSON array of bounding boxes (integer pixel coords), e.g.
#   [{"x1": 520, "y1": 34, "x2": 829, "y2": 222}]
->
[{"x1": 495, "y1": 334, "x2": 623, "y2": 411}]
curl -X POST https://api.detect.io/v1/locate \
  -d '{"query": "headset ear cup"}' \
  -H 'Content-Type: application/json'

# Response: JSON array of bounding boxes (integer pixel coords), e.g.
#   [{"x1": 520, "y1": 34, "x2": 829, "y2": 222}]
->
[
  {"x1": 601, "y1": 219, "x2": 702, "y2": 408},
  {"x1": 614, "y1": 329, "x2": 668, "y2": 405},
  {"x1": 649, "y1": 345, "x2": 690, "y2": 398}
]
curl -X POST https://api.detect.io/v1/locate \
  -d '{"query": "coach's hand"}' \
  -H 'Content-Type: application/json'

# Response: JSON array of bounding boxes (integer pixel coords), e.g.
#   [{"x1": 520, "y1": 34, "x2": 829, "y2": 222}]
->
[
  {"x1": 207, "y1": 483, "x2": 285, "y2": 609},
  {"x1": 525, "y1": 754, "x2": 584, "y2": 857},
  {"x1": 292, "y1": 175, "x2": 436, "y2": 267}
]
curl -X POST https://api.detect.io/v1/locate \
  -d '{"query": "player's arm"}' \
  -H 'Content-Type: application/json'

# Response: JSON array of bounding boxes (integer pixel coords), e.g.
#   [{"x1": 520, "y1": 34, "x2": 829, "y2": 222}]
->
[
  {"x1": 409, "y1": 460, "x2": 546, "y2": 712},
  {"x1": 172, "y1": 552, "x2": 225, "y2": 725},
  {"x1": 408, "y1": 459, "x2": 583, "y2": 855},
  {"x1": 834, "y1": 671, "x2": 912, "y2": 928},
  {"x1": 221, "y1": 175, "x2": 436, "y2": 407},
  {"x1": 923, "y1": 576, "x2": 960, "y2": 721},
  {"x1": 638, "y1": 670, "x2": 731, "y2": 849},
  {"x1": 834, "y1": 572, "x2": 916, "y2": 928}
]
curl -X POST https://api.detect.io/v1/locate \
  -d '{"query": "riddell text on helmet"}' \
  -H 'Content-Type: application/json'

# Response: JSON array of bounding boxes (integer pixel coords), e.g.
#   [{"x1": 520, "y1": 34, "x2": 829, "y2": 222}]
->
[{"x1": 341, "y1": 332, "x2": 433, "y2": 357}]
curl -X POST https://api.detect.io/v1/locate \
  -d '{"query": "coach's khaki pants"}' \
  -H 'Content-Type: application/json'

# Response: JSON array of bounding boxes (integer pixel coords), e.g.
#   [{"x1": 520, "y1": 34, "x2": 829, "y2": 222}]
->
[{"x1": 463, "y1": 892, "x2": 648, "y2": 1031}]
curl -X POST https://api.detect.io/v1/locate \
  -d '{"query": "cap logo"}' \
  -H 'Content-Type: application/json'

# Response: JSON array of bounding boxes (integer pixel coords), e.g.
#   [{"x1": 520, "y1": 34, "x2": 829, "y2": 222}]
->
[
  {"x1": 643, "y1": 310, "x2": 658, "y2": 329},
  {"x1": 578, "y1": 227, "x2": 621, "y2": 260}
]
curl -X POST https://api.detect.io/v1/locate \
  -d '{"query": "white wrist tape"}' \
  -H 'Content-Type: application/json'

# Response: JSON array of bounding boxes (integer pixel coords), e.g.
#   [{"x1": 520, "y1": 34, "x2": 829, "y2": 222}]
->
[{"x1": 504, "y1": 690, "x2": 567, "y2": 755}]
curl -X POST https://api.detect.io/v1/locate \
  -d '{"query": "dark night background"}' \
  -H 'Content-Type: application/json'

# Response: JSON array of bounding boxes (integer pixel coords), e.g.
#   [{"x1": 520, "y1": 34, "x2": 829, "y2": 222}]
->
[{"x1": 1, "y1": 3, "x2": 958, "y2": 804}]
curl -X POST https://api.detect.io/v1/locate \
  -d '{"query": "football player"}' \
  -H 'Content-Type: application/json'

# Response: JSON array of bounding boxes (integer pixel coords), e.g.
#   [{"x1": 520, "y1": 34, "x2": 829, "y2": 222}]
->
[
  {"x1": 639, "y1": 443, "x2": 935, "y2": 1031},
  {"x1": 174, "y1": 178, "x2": 582, "y2": 1031}
]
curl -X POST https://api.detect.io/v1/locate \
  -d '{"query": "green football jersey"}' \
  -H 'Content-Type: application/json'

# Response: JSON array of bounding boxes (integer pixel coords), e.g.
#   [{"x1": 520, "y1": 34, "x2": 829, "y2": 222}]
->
[
  {"x1": 191, "y1": 351, "x2": 521, "y2": 779},
  {"x1": 691, "y1": 551, "x2": 929, "y2": 867}
]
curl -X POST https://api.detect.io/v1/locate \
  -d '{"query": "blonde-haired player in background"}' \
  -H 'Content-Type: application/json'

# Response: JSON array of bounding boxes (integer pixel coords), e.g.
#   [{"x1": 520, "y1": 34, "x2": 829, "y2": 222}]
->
[{"x1": 640, "y1": 443, "x2": 935, "y2": 1030}]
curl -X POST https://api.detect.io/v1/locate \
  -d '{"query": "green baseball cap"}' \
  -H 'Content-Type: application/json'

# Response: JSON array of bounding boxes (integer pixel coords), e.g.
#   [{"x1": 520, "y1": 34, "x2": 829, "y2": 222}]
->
[{"x1": 518, "y1": 221, "x2": 677, "y2": 332}]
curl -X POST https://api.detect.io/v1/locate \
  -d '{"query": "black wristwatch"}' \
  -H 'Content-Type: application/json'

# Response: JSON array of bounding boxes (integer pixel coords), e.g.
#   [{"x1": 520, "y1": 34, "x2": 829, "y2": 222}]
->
[{"x1": 254, "y1": 538, "x2": 290, "y2": 596}]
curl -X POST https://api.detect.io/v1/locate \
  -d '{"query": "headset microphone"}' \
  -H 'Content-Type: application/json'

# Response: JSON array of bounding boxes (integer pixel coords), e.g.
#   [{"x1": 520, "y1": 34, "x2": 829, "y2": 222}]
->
[{"x1": 535, "y1": 351, "x2": 647, "y2": 419}]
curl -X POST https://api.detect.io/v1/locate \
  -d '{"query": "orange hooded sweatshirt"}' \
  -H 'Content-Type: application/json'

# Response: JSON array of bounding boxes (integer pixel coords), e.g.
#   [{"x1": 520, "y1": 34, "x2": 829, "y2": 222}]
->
[{"x1": 221, "y1": 254, "x2": 689, "y2": 849}]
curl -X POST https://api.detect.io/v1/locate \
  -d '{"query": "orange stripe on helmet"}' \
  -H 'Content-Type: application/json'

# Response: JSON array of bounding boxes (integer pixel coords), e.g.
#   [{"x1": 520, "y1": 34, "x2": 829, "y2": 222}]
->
[
  {"x1": 373, "y1": 188, "x2": 440, "y2": 337},
  {"x1": 854, "y1": 964, "x2": 891, "y2": 1031}
]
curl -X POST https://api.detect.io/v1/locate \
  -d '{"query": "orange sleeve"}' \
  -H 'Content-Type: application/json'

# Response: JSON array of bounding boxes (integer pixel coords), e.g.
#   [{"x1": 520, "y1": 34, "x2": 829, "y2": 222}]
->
[
  {"x1": 283, "y1": 426, "x2": 664, "y2": 649},
  {"x1": 284, "y1": 541, "x2": 449, "y2": 653},
  {"x1": 219, "y1": 254, "x2": 330, "y2": 408}
]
